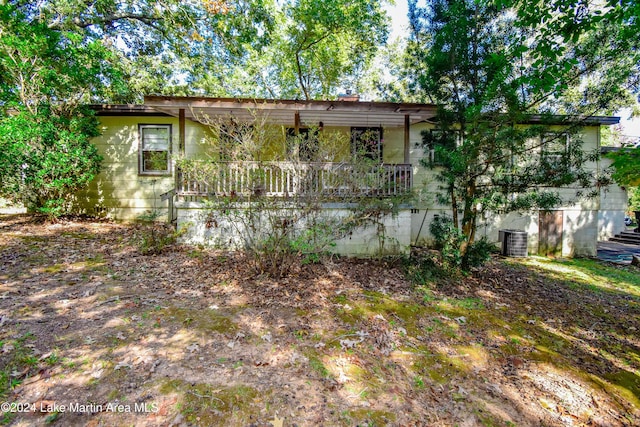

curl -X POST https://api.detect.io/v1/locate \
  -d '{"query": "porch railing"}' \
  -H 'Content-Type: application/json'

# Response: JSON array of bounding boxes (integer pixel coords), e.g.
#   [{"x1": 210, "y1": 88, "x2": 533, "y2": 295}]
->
[{"x1": 176, "y1": 161, "x2": 412, "y2": 200}]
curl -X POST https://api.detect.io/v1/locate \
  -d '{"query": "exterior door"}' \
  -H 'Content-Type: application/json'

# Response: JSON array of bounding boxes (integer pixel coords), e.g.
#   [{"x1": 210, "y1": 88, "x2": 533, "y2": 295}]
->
[{"x1": 539, "y1": 210, "x2": 563, "y2": 256}]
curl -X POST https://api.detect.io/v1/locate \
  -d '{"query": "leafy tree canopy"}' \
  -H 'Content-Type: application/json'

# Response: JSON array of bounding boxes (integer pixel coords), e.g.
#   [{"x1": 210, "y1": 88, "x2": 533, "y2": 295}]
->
[
  {"x1": 4, "y1": 0, "x2": 278, "y2": 101},
  {"x1": 607, "y1": 147, "x2": 640, "y2": 187},
  {"x1": 187, "y1": 0, "x2": 389, "y2": 100},
  {"x1": 0, "y1": 3, "x2": 125, "y2": 109},
  {"x1": 402, "y1": 0, "x2": 636, "y2": 266},
  {"x1": 4, "y1": 0, "x2": 388, "y2": 101},
  {"x1": 0, "y1": 3, "x2": 107, "y2": 215}
]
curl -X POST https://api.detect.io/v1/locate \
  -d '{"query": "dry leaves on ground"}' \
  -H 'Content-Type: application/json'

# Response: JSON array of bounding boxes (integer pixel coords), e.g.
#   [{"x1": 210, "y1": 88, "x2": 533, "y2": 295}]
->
[{"x1": 0, "y1": 214, "x2": 638, "y2": 426}]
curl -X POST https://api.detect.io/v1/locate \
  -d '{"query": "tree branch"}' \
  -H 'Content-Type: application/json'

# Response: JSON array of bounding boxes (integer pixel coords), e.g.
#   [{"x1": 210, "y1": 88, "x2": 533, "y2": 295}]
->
[{"x1": 49, "y1": 12, "x2": 166, "y2": 34}]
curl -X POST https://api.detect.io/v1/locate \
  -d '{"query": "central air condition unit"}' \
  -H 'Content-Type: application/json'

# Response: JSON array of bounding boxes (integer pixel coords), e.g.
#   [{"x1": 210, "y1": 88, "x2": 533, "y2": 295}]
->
[{"x1": 499, "y1": 229, "x2": 528, "y2": 257}]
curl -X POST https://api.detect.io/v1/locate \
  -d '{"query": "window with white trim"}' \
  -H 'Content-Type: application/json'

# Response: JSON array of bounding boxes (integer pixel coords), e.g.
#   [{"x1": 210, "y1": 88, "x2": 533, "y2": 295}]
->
[
  {"x1": 139, "y1": 124, "x2": 172, "y2": 175},
  {"x1": 541, "y1": 132, "x2": 570, "y2": 163}
]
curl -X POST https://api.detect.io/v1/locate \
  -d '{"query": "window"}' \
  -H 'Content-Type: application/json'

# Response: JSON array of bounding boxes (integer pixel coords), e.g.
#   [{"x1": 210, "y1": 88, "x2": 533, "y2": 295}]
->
[
  {"x1": 139, "y1": 124, "x2": 171, "y2": 174},
  {"x1": 286, "y1": 128, "x2": 319, "y2": 161},
  {"x1": 351, "y1": 127, "x2": 382, "y2": 162},
  {"x1": 218, "y1": 121, "x2": 255, "y2": 161},
  {"x1": 421, "y1": 129, "x2": 459, "y2": 166},
  {"x1": 541, "y1": 132, "x2": 570, "y2": 163}
]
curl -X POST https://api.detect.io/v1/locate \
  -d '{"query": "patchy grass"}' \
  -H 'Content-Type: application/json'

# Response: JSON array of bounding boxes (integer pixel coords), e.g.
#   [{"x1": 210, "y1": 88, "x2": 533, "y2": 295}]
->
[
  {"x1": 0, "y1": 333, "x2": 39, "y2": 396},
  {"x1": 519, "y1": 256, "x2": 640, "y2": 296},
  {"x1": 160, "y1": 380, "x2": 261, "y2": 425},
  {"x1": 161, "y1": 306, "x2": 239, "y2": 335},
  {"x1": 341, "y1": 408, "x2": 397, "y2": 425}
]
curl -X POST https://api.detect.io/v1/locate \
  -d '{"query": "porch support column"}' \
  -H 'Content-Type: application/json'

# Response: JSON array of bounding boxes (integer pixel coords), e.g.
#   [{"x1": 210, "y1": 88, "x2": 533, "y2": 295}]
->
[
  {"x1": 179, "y1": 108, "x2": 185, "y2": 155},
  {"x1": 404, "y1": 114, "x2": 410, "y2": 164},
  {"x1": 294, "y1": 111, "x2": 300, "y2": 134}
]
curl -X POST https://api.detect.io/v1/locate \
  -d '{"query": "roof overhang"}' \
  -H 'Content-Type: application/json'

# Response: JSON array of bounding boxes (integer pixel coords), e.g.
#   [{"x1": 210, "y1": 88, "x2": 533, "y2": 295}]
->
[
  {"x1": 142, "y1": 95, "x2": 439, "y2": 128},
  {"x1": 522, "y1": 114, "x2": 620, "y2": 126},
  {"x1": 90, "y1": 104, "x2": 170, "y2": 116},
  {"x1": 92, "y1": 97, "x2": 619, "y2": 128}
]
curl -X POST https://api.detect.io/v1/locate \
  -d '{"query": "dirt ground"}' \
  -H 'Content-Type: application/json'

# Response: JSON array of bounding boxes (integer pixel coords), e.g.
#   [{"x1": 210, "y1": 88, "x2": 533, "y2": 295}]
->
[{"x1": 0, "y1": 214, "x2": 639, "y2": 426}]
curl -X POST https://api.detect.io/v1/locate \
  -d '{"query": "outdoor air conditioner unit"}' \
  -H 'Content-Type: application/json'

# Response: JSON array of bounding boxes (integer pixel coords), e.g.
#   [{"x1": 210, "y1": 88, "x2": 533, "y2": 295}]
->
[{"x1": 499, "y1": 229, "x2": 528, "y2": 257}]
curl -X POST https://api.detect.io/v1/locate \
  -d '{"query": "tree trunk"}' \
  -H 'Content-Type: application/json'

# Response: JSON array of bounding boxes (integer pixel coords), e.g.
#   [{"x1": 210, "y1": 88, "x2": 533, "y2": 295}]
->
[
  {"x1": 460, "y1": 180, "x2": 478, "y2": 259},
  {"x1": 451, "y1": 189, "x2": 459, "y2": 230}
]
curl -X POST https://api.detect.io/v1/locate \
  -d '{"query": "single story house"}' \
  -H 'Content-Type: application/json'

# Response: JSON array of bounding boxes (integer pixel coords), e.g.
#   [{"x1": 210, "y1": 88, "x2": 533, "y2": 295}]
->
[{"x1": 76, "y1": 95, "x2": 626, "y2": 257}]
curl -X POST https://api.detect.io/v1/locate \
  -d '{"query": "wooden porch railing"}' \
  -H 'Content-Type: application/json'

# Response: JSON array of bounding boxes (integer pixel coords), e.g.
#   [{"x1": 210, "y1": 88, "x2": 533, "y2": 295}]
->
[{"x1": 176, "y1": 161, "x2": 412, "y2": 200}]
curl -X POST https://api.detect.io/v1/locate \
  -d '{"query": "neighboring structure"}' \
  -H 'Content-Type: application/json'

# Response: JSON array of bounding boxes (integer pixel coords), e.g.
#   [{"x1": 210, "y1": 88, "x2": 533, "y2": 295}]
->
[{"x1": 77, "y1": 96, "x2": 624, "y2": 257}]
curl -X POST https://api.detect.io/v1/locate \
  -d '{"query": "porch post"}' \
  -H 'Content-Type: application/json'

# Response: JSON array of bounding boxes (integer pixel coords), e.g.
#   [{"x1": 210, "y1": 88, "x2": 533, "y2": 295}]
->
[
  {"x1": 404, "y1": 114, "x2": 410, "y2": 164},
  {"x1": 294, "y1": 111, "x2": 300, "y2": 134},
  {"x1": 179, "y1": 108, "x2": 185, "y2": 155}
]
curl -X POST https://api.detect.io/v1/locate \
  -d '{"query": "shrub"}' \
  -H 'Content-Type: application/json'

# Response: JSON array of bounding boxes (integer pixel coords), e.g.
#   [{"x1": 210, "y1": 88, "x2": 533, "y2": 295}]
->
[
  {"x1": 200, "y1": 197, "x2": 348, "y2": 278},
  {"x1": 463, "y1": 237, "x2": 496, "y2": 270},
  {"x1": 428, "y1": 214, "x2": 495, "y2": 271},
  {"x1": 0, "y1": 107, "x2": 102, "y2": 219},
  {"x1": 429, "y1": 214, "x2": 466, "y2": 269},
  {"x1": 179, "y1": 116, "x2": 413, "y2": 278},
  {"x1": 137, "y1": 210, "x2": 183, "y2": 255}
]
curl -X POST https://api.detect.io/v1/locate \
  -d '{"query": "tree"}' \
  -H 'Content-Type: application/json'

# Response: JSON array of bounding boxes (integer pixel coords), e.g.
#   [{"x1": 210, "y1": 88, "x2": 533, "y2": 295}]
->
[
  {"x1": 0, "y1": 108, "x2": 103, "y2": 216},
  {"x1": 0, "y1": 4, "x2": 109, "y2": 216},
  {"x1": 607, "y1": 148, "x2": 640, "y2": 187},
  {"x1": 515, "y1": 0, "x2": 640, "y2": 210},
  {"x1": 0, "y1": 0, "x2": 281, "y2": 214},
  {"x1": 277, "y1": 0, "x2": 387, "y2": 100},
  {"x1": 6, "y1": 0, "x2": 278, "y2": 101},
  {"x1": 6, "y1": 0, "x2": 388, "y2": 100},
  {"x1": 360, "y1": 39, "x2": 423, "y2": 103},
  {"x1": 629, "y1": 187, "x2": 640, "y2": 212},
  {"x1": 188, "y1": 0, "x2": 388, "y2": 100},
  {"x1": 508, "y1": 0, "x2": 639, "y2": 115},
  {"x1": 404, "y1": 0, "x2": 632, "y2": 267},
  {"x1": 1, "y1": 0, "x2": 391, "y2": 217}
]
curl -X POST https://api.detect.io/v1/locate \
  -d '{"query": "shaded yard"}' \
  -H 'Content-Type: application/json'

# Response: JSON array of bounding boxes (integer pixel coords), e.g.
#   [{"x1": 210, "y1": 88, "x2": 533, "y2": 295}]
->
[{"x1": 0, "y1": 214, "x2": 639, "y2": 426}]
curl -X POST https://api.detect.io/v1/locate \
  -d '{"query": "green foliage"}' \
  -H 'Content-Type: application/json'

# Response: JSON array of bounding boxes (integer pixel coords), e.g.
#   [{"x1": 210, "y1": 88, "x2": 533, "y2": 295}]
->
[
  {"x1": 607, "y1": 147, "x2": 640, "y2": 187},
  {"x1": 4, "y1": 0, "x2": 276, "y2": 101},
  {"x1": 3, "y1": 0, "x2": 390, "y2": 101},
  {"x1": 360, "y1": 40, "x2": 421, "y2": 103},
  {"x1": 404, "y1": 253, "x2": 445, "y2": 287},
  {"x1": 506, "y1": 0, "x2": 640, "y2": 112},
  {"x1": 19, "y1": 0, "x2": 387, "y2": 101},
  {"x1": 429, "y1": 215, "x2": 495, "y2": 271},
  {"x1": 289, "y1": 226, "x2": 337, "y2": 265},
  {"x1": 0, "y1": 333, "x2": 38, "y2": 399},
  {"x1": 0, "y1": 3, "x2": 119, "y2": 217},
  {"x1": 464, "y1": 237, "x2": 496, "y2": 269},
  {"x1": 188, "y1": 0, "x2": 388, "y2": 99},
  {"x1": 429, "y1": 215, "x2": 466, "y2": 270},
  {"x1": 629, "y1": 187, "x2": 640, "y2": 212},
  {"x1": 0, "y1": 107, "x2": 102, "y2": 217},
  {"x1": 600, "y1": 124, "x2": 631, "y2": 148},
  {"x1": 0, "y1": 3, "x2": 124, "y2": 108},
  {"x1": 277, "y1": 0, "x2": 388, "y2": 99}
]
